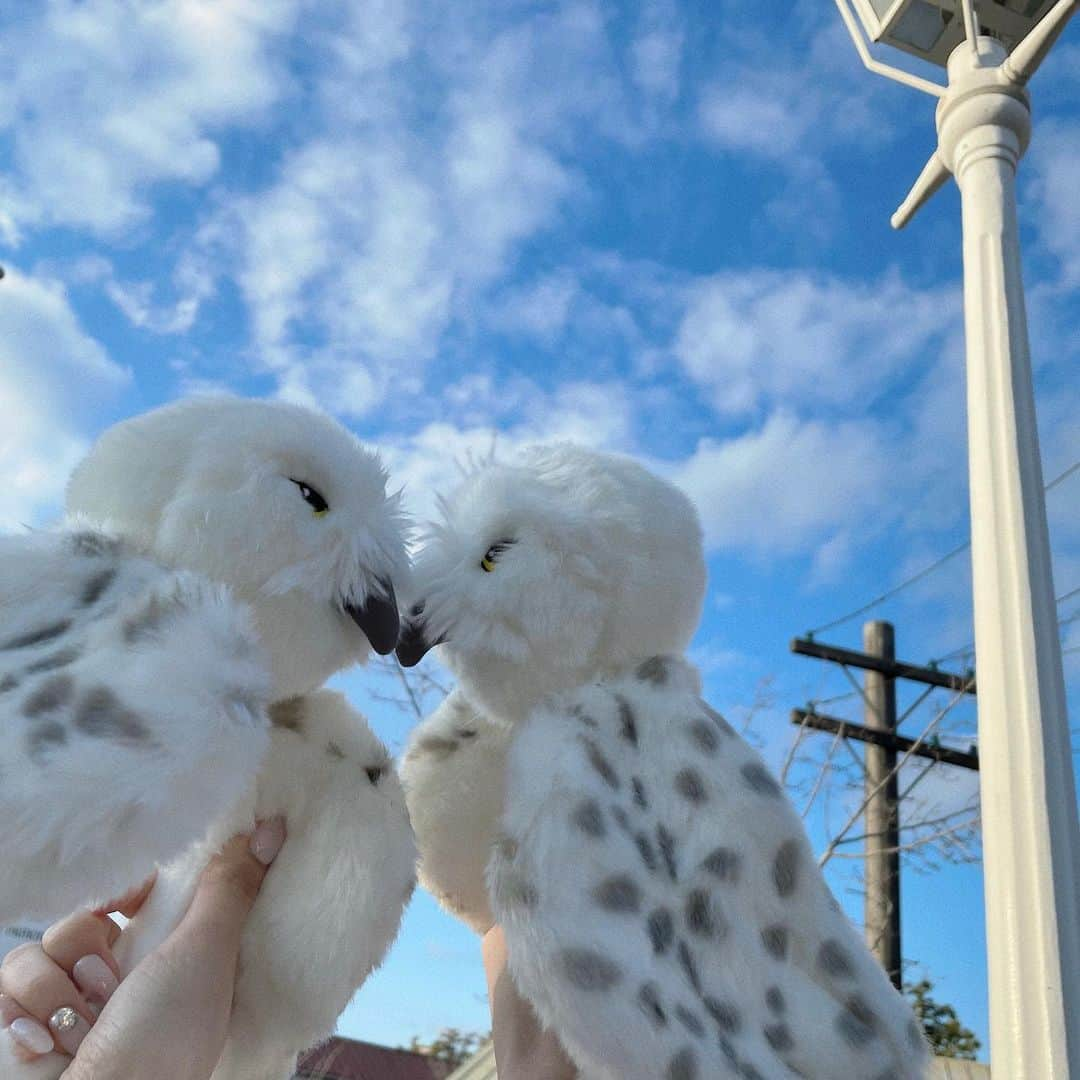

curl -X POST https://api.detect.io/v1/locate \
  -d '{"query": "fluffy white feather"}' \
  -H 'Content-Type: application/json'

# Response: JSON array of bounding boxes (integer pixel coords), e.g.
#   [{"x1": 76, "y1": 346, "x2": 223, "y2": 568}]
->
[
  {"x1": 400, "y1": 691, "x2": 508, "y2": 934},
  {"x1": 399, "y1": 443, "x2": 928, "y2": 1079}
]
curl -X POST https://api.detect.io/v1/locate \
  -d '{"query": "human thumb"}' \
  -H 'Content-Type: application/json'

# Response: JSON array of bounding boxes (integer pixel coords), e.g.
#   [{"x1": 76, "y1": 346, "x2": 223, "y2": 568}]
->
[{"x1": 185, "y1": 818, "x2": 286, "y2": 939}]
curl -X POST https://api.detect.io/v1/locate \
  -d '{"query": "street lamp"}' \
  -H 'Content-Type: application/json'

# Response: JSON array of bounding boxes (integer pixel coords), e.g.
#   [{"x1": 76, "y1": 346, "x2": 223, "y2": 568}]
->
[
  {"x1": 848, "y1": 0, "x2": 1059, "y2": 65},
  {"x1": 832, "y1": 0, "x2": 1080, "y2": 1076}
]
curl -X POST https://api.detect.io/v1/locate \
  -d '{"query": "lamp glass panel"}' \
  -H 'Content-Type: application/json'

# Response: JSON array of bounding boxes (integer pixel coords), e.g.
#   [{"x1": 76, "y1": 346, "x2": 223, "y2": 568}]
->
[
  {"x1": 989, "y1": 0, "x2": 1046, "y2": 16},
  {"x1": 889, "y1": 0, "x2": 953, "y2": 50},
  {"x1": 868, "y1": 0, "x2": 896, "y2": 15}
]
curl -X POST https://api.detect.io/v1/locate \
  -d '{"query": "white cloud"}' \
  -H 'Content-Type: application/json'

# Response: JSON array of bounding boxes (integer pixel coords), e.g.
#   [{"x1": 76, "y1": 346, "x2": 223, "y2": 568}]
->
[
  {"x1": 630, "y1": 0, "x2": 684, "y2": 107},
  {"x1": 0, "y1": 267, "x2": 128, "y2": 528},
  {"x1": 674, "y1": 268, "x2": 957, "y2": 417},
  {"x1": 235, "y1": 138, "x2": 453, "y2": 402},
  {"x1": 695, "y1": 19, "x2": 915, "y2": 227},
  {"x1": 697, "y1": 19, "x2": 892, "y2": 161},
  {"x1": 700, "y1": 84, "x2": 808, "y2": 161},
  {"x1": 69, "y1": 254, "x2": 215, "y2": 335},
  {"x1": 217, "y1": 5, "x2": 601, "y2": 414},
  {"x1": 487, "y1": 273, "x2": 580, "y2": 344},
  {"x1": 1027, "y1": 119, "x2": 1080, "y2": 287},
  {"x1": 808, "y1": 530, "x2": 855, "y2": 588},
  {"x1": 668, "y1": 411, "x2": 892, "y2": 553},
  {"x1": 0, "y1": 0, "x2": 296, "y2": 234}
]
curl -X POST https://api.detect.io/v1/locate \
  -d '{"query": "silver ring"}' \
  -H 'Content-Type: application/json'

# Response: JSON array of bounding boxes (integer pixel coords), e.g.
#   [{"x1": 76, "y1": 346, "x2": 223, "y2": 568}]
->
[{"x1": 50, "y1": 1006, "x2": 79, "y2": 1033}]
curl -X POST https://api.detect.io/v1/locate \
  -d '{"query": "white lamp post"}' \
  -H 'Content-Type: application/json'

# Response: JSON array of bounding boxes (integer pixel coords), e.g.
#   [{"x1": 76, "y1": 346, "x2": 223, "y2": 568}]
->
[{"x1": 832, "y1": 1, "x2": 1080, "y2": 1076}]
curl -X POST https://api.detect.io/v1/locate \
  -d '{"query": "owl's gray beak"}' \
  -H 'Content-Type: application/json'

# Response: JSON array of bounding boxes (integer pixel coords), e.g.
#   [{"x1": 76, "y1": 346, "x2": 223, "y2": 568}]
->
[
  {"x1": 395, "y1": 604, "x2": 440, "y2": 667},
  {"x1": 344, "y1": 579, "x2": 399, "y2": 656}
]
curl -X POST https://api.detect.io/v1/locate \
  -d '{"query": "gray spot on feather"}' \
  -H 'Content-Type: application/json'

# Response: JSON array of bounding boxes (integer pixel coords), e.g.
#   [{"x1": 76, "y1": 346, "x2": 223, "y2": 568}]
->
[
  {"x1": 593, "y1": 875, "x2": 641, "y2": 913},
  {"x1": 559, "y1": 948, "x2": 622, "y2": 991},
  {"x1": 637, "y1": 656, "x2": 670, "y2": 685},
  {"x1": 773, "y1": 839, "x2": 801, "y2": 898},
  {"x1": 571, "y1": 799, "x2": 605, "y2": 837},
  {"x1": 23, "y1": 674, "x2": 74, "y2": 717},
  {"x1": 81, "y1": 568, "x2": 117, "y2": 607},
  {"x1": 761, "y1": 924, "x2": 789, "y2": 960},
  {"x1": 741, "y1": 761, "x2": 781, "y2": 797},
  {"x1": 3, "y1": 620, "x2": 71, "y2": 651},
  {"x1": 27, "y1": 720, "x2": 68, "y2": 761},
  {"x1": 75, "y1": 686, "x2": 154, "y2": 746},
  {"x1": 270, "y1": 698, "x2": 305, "y2": 733}
]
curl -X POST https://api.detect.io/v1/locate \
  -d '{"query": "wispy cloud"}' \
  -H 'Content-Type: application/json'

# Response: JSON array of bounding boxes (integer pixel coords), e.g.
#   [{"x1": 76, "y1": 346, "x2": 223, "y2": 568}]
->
[
  {"x1": 669, "y1": 411, "x2": 892, "y2": 553},
  {"x1": 0, "y1": 266, "x2": 128, "y2": 528},
  {"x1": 1027, "y1": 119, "x2": 1080, "y2": 288},
  {"x1": 0, "y1": 0, "x2": 296, "y2": 234},
  {"x1": 674, "y1": 268, "x2": 958, "y2": 417}
]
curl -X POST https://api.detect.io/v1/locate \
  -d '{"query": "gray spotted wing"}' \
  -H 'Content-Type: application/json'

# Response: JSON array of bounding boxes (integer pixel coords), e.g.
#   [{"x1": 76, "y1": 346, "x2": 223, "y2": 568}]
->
[
  {"x1": 0, "y1": 528, "x2": 271, "y2": 922},
  {"x1": 489, "y1": 656, "x2": 929, "y2": 1080}
]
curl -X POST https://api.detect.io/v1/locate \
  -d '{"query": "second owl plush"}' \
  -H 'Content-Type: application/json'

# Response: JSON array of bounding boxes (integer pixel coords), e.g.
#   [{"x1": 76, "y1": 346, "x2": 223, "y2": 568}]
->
[{"x1": 399, "y1": 444, "x2": 928, "y2": 1080}]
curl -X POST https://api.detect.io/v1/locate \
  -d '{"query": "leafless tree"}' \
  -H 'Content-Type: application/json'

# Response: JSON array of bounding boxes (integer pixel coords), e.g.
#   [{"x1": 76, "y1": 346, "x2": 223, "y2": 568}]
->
[{"x1": 782, "y1": 669, "x2": 981, "y2": 898}]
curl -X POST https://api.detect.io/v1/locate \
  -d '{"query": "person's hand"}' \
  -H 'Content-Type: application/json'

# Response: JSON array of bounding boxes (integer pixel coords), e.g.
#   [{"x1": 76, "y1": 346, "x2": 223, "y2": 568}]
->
[
  {"x1": 482, "y1": 925, "x2": 578, "y2": 1080},
  {"x1": 0, "y1": 818, "x2": 285, "y2": 1080}
]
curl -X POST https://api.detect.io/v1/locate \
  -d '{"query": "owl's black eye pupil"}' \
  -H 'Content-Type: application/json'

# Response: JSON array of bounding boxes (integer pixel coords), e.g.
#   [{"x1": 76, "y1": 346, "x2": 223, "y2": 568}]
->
[{"x1": 290, "y1": 479, "x2": 329, "y2": 513}]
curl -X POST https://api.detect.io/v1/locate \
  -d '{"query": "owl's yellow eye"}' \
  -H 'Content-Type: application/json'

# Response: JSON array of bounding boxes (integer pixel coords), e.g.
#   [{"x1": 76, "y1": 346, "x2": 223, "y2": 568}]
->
[
  {"x1": 290, "y1": 479, "x2": 329, "y2": 516},
  {"x1": 480, "y1": 539, "x2": 515, "y2": 573}
]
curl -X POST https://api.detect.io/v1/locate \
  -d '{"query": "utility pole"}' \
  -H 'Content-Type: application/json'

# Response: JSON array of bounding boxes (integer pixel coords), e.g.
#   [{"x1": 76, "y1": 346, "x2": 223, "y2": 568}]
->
[
  {"x1": 791, "y1": 623, "x2": 979, "y2": 990},
  {"x1": 863, "y1": 621, "x2": 901, "y2": 988}
]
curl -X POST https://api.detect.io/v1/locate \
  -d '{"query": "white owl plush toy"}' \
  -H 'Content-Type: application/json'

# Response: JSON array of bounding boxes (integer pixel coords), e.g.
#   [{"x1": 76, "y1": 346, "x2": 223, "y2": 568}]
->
[
  {"x1": 1, "y1": 397, "x2": 417, "y2": 1080},
  {"x1": 399, "y1": 444, "x2": 929, "y2": 1080}
]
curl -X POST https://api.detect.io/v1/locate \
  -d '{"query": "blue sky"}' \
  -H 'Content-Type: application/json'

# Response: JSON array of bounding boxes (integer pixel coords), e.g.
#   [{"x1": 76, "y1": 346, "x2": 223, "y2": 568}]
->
[{"x1": 2, "y1": 0, "x2": 1078, "y2": 1062}]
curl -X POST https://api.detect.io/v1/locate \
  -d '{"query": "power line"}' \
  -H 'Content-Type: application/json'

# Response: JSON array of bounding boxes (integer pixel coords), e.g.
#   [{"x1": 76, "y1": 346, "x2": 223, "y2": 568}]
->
[
  {"x1": 1047, "y1": 460, "x2": 1080, "y2": 492},
  {"x1": 808, "y1": 543, "x2": 968, "y2": 637},
  {"x1": 808, "y1": 689, "x2": 859, "y2": 709},
  {"x1": 807, "y1": 459, "x2": 1080, "y2": 638},
  {"x1": 929, "y1": 585, "x2": 1080, "y2": 667},
  {"x1": 930, "y1": 642, "x2": 976, "y2": 666}
]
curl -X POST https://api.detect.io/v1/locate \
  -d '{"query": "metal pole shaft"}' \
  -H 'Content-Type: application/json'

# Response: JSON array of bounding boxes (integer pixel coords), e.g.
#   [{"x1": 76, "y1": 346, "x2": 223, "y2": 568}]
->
[
  {"x1": 939, "y1": 39, "x2": 1080, "y2": 1077},
  {"x1": 863, "y1": 621, "x2": 902, "y2": 989}
]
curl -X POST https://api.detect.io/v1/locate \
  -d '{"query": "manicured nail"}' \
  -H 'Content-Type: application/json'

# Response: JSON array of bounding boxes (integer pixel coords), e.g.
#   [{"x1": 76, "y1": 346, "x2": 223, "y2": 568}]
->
[
  {"x1": 249, "y1": 817, "x2": 286, "y2": 865},
  {"x1": 73, "y1": 954, "x2": 118, "y2": 1004},
  {"x1": 48, "y1": 1006, "x2": 90, "y2": 1055},
  {"x1": 8, "y1": 1016, "x2": 54, "y2": 1055}
]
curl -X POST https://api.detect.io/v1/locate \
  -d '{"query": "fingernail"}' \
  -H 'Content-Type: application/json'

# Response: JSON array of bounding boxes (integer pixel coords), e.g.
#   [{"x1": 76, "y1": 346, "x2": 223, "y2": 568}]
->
[
  {"x1": 73, "y1": 954, "x2": 118, "y2": 1004},
  {"x1": 249, "y1": 817, "x2": 286, "y2": 865},
  {"x1": 49, "y1": 1006, "x2": 90, "y2": 1055},
  {"x1": 8, "y1": 1017, "x2": 54, "y2": 1055}
]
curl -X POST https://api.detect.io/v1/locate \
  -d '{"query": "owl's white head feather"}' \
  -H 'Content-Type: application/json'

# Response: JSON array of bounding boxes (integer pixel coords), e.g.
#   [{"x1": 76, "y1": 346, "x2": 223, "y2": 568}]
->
[
  {"x1": 398, "y1": 443, "x2": 705, "y2": 722},
  {"x1": 67, "y1": 396, "x2": 409, "y2": 699}
]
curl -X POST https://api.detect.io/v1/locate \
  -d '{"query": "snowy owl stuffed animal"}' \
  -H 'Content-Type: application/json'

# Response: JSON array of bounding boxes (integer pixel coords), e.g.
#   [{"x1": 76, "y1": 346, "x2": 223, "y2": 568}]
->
[
  {"x1": 0, "y1": 396, "x2": 404, "y2": 922},
  {"x1": 399, "y1": 444, "x2": 929, "y2": 1080},
  {"x1": 1, "y1": 397, "x2": 416, "y2": 1080}
]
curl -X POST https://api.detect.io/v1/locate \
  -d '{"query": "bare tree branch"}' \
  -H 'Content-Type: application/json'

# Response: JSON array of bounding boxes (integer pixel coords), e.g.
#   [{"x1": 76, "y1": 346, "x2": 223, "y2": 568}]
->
[{"x1": 817, "y1": 676, "x2": 976, "y2": 868}]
